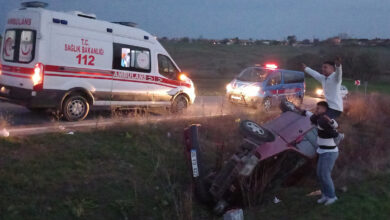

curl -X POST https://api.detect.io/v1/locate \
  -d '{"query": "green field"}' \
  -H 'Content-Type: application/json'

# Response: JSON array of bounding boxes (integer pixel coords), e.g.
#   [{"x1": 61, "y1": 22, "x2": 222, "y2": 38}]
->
[
  {"x1": 1, "y1": 100, "x2": 390, "y2": 220},
  {"x1": 0, "y1": 43, "x2": 389, "y2": 219},
  {"x1": 162, "y1": 42, "x2": 390, "y2": 95}
]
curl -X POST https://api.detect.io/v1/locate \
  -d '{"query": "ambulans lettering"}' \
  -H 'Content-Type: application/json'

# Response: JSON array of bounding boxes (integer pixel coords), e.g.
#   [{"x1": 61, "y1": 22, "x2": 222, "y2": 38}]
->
[
  {"x1": 7, "y1": 18, "x2": 32, "y2": 26},
  {"x1": 114, "y1": 71, "x2": 146, "y2": 81}
]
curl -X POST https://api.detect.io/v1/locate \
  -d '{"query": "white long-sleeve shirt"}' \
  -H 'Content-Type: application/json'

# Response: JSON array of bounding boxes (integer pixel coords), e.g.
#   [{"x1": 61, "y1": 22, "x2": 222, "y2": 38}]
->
[{"x1": 304, "y1": 66, "x2": 344, "y2": 112}]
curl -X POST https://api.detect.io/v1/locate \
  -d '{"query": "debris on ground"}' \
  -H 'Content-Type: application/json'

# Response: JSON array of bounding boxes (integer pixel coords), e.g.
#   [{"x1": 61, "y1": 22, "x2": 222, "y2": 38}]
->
[
  {"x1": 340, "y1": 186, "x2": 348, "y2": 193},
  {"x1": 306, "y1": 190, "x2": 322, "y2": 197},
  {"x1": 0, "y1": 128, "x2": 9, "y2": 137},
  {"x1": 273, "y1": 196, "x2": 282, "y2": 204},
  {"x1": 223, "y1": 209, "x2": 244, "y2": 220},
  {"x1": 67, "y1": 131, "x2": 74, "y2": 135}
]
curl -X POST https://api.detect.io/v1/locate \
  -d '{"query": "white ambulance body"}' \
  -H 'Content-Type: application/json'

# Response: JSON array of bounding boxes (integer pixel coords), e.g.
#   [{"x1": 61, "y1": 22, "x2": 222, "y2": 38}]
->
[{"x1": 0, "y1": 3, "x2": 195, "y2": 121}]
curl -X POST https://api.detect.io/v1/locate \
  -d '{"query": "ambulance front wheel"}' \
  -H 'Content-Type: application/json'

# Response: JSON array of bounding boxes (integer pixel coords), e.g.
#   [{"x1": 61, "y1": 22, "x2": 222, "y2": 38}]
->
[
  {"x1": 171, "y1": 94, "x2": 189, "y2": 113},
  {"x1": 62, "y1": 94, "x2": 90, "y2": 121}
]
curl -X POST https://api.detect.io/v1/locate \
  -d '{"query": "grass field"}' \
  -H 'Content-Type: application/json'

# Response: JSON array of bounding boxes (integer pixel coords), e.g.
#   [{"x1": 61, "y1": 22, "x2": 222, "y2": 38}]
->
[
  {"x1": 247, "y1": 174, "x2": 390, "y2": 220},
  {"x1": 1, "y1": 93, "x2": 390, "y2": 220},
  {"x1": 162, "y1": 42, "x2": 390, "y2": 96}
]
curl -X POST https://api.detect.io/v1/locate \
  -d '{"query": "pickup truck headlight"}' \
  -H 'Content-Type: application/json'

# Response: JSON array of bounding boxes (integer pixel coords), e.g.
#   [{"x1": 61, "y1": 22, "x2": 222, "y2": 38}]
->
[{"x1": 226, "y1": 83, "x2": 233, "y2": 92}]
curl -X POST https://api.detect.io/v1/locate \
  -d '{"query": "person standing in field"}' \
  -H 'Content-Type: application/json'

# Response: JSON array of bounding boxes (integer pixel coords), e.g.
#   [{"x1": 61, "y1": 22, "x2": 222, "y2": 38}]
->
[
  {"x1": 302, "y1": 57, "x2": 344, "y2": 144},
  {"x1": 302, "y1": 57, "x2": 343, "y2": 119},
  {"x1": 302, "y1": 101, "x2": 340, "y2": 206}
]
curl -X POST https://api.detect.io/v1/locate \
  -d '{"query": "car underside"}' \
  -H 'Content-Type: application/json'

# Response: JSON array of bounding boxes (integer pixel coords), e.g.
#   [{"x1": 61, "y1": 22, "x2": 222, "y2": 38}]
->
[{"x1": 184, "y1": 100, "x2": 318, "y2": 215}]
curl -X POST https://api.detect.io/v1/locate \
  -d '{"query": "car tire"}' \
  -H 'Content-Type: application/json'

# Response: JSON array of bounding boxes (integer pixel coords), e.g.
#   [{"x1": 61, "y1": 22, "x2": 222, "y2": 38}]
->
[
  {"x1": 239, "y1": 120, "x2": 275, "y2": 142},
  {"x1": 262, "y1": 97, "x2": 272, "y2": 112},
  {"x1": 280, "y1": 99, "x2": 297, "y2": 112},
  {"x1": 171, "y1": 94, "x2": 189, "y2": 113},
  {"x1": 62, "y1": 94, "x2": 90, "y2": 121}
]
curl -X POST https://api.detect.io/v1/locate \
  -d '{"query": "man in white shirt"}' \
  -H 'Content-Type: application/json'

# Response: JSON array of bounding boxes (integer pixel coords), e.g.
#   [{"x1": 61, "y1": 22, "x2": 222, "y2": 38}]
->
[{"x1": 302, "y1": 58, "x2": 343, "y2": 119}]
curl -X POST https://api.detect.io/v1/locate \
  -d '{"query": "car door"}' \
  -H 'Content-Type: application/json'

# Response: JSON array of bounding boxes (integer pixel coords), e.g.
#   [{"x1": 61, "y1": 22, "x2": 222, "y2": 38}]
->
[
  {"x1": 280, "y1": 71, "x2": 304, "y2": 100},
  {"x1": 265, "y1": 71, "x2": 282, "y2": 104}
]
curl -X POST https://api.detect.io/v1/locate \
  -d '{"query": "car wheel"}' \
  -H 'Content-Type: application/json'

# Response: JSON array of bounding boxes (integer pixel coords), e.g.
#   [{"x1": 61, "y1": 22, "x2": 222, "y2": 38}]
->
[
  {"x1": 171, "y1": 94, "x2": 189, "y2": 113},
  {"x1": 62, "y1": 94, "x2": 90, "y2": 121},
  {"x1": 280, "y1": 99, "x2": 297, "y2": 112},
  {"x1": 262, "y1": 97, "x2": 272, "y2": 112},
  {"x1": 239, "y1": 120, "x2": 275, "y2": 142}
]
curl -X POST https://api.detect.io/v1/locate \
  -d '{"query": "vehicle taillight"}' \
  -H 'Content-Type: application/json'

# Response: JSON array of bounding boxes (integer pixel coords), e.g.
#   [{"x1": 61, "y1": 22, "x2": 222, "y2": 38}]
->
[
  {"x1": 32, "y1": 63, "x2": 44, "y2": 90},
  {"x1": 0, "y1": 62, "x2": 2, "y2": 75}
]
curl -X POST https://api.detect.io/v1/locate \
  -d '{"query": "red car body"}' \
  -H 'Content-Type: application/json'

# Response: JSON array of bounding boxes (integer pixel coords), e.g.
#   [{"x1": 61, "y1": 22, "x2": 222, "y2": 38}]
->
[{"x1": 184, "y1": 104, "x2": 318, "y2": 215}]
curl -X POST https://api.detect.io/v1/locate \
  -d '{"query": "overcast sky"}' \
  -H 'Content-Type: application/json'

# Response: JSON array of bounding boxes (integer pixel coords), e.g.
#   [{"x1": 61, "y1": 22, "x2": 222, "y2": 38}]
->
[{"x1": 1, "y1": 0, "x2": 389, "y2": 40}]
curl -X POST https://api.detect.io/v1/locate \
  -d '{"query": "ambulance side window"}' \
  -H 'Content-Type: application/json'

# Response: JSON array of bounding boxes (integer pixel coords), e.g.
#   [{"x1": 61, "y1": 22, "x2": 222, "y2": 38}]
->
[
  {"x1": 113, "y1": 43, "x2": 151, "y2": 73},
  {"x1": 158, "y1": 54, "x2": 179, "y2": 79}
]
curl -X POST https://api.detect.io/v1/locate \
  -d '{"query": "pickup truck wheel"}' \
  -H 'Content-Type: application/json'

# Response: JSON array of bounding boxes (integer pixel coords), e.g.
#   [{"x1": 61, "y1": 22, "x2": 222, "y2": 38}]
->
[
  {"x1": 240, "y1": 120, "x2": 275, "y2": 142},
  {"x1": 62, "y1": 94, "x2": 90, "y2": 121},
  {"x1": 171, "y1": 95, "x2": 189, "y2": 113}
]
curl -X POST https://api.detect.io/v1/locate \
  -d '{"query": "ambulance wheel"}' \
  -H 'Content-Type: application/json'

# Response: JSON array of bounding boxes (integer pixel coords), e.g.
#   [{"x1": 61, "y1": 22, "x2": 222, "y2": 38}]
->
[
  {"x1": 62, "y1": 94, "x2": 90, "y2": 121},
  {"x1": 171, "y1": 95, "x2": 189, "y2": 113},
  {"x1": 262, "y1": 97, "x2": 272, "y2": 112},
  {"x1": 239, "y1": 120, "x2": 275, "y2": 142}
]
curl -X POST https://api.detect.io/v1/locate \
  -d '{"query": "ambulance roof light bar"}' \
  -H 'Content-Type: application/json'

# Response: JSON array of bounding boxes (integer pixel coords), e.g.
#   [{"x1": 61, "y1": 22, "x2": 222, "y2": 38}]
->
[
  {"x1": 21, "y1": 1, "x2": 48, "y2": 8},
  {"x1": 112, "y1": 22, "x2": 138, "y2": 27},
  {"x1": 68, "y1": 11, "x2": 96, "y2": 19}
]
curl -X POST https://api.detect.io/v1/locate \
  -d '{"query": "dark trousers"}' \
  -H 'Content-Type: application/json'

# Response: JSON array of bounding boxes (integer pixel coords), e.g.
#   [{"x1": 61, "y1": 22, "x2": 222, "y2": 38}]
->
[{"x1": 326, "y1": 108, "x2": 342, "y2": 119}]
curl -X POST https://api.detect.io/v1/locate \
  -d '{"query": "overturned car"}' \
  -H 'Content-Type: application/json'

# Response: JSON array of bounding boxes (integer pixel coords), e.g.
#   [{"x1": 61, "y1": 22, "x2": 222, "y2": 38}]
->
[{"x1": 184, "y1": 101, "x2": 318, "y2": 214}]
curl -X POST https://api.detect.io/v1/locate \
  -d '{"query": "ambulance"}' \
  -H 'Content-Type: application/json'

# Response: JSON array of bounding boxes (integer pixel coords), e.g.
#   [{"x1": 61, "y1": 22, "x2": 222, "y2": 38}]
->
[{"x1": 0, "y1": 2, "x2": 196, "y2": 121}]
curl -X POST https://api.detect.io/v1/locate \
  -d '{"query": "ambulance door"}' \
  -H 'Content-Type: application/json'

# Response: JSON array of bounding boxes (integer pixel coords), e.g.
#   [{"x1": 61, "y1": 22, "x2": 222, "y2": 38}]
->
[
  {"x1": 111, "y1": 42, "x2": 152, "y2": 105},
  {"x1": 150, "y1": 54, "x2": 180, "y2": 102}
]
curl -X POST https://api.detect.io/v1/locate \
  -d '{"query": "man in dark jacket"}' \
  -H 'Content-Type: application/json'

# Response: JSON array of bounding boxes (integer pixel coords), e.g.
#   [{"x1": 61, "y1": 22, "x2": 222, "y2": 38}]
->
[{"x1": 303, "y1": 101, "x2": 339, "y2": 205}]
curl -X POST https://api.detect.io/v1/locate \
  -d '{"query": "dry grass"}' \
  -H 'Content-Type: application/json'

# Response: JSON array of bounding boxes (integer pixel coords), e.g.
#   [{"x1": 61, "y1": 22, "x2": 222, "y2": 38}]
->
[{"x1": 334, "y1": 93, "x2": 390, "y2": 183}]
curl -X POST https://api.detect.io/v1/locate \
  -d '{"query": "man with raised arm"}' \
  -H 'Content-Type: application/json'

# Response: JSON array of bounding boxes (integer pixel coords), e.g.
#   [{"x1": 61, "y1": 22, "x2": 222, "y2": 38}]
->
[
  {"x1": 302, "y1": 57, "x2": 343, "y2": 119},
  {"x1": 302, "y1": 57, "x2": 344, "y2": 144}
]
